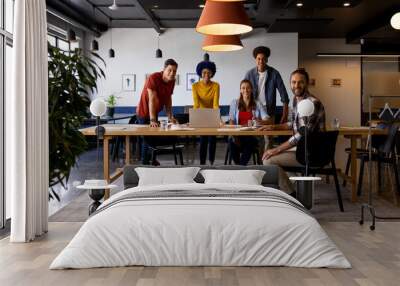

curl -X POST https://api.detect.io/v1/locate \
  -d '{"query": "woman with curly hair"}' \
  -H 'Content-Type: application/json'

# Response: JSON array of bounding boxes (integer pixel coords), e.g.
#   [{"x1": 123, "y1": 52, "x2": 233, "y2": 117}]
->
[{"x1": 192, "y1": 60, "x2": 220, "y2": 165}]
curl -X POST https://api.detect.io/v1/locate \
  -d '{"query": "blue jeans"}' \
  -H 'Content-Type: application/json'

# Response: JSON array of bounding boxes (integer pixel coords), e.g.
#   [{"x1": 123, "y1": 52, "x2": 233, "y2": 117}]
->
[{"x1": 199, "y1": 136, "x2": 216, "y2": 165}]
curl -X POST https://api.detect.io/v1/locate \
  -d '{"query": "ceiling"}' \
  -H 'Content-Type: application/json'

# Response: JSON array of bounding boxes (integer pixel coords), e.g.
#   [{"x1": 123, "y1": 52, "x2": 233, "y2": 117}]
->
[{"x1": 46, "y1": 0, "x2": 400, "y2": 45}]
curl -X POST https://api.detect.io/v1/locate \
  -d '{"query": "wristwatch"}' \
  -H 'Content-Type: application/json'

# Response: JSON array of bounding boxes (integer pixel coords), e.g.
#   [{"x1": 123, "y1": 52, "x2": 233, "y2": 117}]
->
[{"x1": 150, "y1": 118, "x2": 157, "y2": 123}]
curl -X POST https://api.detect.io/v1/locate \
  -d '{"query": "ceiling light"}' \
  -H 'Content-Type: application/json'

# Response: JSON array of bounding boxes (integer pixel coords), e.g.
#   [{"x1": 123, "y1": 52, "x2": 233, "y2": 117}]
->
[
  {"x1": 91, "y1": 39, "x2": 99, "y2": 51},
  {"x1": 109, "y1": 19, "x2": 115, "y2": 58},
  {"x1": 391, "y1": 12, "x2": 400, "y2": 30},
  {"x1": 67, "y1": 29, "x2": 77, "y2": 42},
  {"x1": 199, "y1": 4, "x2": 205, "y2": 8},
  {"x1": 109, "y1": 48, "x2": 115, "y2": 58},
  {"x1": 202, "y1": 35, "x2": 243, "y2": 52},
  {"x1": 296, "y1": 2, "x2": 303, "y2": 7},
  {"x1": 91, "y1": 5, "x2": 99, "y2": 51},
  {"x1": 343, "y1": 2, "x2": 351, "y2": 7},
  {"x1": 155, "y1": 34, "x2": 162, "y2": 58},
  {"x1": 196, "y1": 1, "x2": 252, "y2": 35},
  {"x1": 109, "y1": 0, "x2": 118, "y2": 10},
  {"x1": 153, "y1": 5, "x2": 159, "y2": 9}
]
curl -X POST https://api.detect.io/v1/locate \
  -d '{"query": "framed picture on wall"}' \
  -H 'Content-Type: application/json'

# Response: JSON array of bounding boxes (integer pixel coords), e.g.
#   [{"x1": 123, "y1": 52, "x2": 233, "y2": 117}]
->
[
  {"x1": 331, "y1": 78, "x2": 342, "y2": 87},
  {"x1": 186, "y1": 73, "x2": 199, "y2": 91},
  {"x1": 122, "y1": 74, "x2": 136, "y2": 91}
]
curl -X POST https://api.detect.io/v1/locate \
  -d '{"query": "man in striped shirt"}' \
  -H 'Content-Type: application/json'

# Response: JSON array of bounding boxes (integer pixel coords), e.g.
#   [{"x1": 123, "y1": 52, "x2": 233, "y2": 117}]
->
[{"x1": 260, "y1": 68, "x2": 326, "y2": 193}]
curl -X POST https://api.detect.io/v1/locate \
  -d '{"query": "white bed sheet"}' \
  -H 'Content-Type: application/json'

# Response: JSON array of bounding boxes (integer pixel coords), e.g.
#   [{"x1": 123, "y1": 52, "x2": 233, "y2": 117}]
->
[{"x1": 50, "y1": 183, "x2": 351, "y2": 269}]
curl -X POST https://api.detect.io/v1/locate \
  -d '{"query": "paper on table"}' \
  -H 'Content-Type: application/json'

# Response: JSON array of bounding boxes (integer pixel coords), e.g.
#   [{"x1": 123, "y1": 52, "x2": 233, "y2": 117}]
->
[
  {"x1": 104, "y1": 126, "x2": 129, "y2": 130},
  {"x1": 217, "y1": 127, "x2": 256, "y2": 132},
  {"x1": 169, "y1": 125, "x2": 195, "y2": 131}
]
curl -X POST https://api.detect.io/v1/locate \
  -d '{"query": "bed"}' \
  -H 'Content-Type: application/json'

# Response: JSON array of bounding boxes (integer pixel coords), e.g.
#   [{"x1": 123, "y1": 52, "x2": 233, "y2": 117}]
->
[{"x1": 50, "y1": 165, "x2": 350, "y2": 269}]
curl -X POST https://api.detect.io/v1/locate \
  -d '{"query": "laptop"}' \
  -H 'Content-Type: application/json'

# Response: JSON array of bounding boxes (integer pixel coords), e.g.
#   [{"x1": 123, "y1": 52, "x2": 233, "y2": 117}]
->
[{"x1": 189, "y1": 108, "x2": 221, "y2": 128}]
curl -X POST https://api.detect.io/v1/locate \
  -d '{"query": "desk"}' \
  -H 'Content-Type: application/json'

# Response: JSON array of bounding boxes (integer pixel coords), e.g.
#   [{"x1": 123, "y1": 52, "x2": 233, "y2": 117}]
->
[{"x1": 79, "y1": 124, "x2": 385, "y2": 201}]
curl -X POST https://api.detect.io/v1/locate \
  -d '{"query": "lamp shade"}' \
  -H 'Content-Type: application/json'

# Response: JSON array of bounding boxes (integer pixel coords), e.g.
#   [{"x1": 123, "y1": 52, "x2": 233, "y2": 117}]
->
[
  {"x1": 90, "y1": 98, "x2": 107, "y2": 117},
  {"x1": 196, "y1": 1, "x2": 252, "y2": 35},
  {"x1": 391, "y1": 12, "x2": 400, "y2": 30},
  {"x1": 156, "y1": 48, "x2": 163, "y2": 58},
  {"x1": 202, "y1": 35, "x2": 243, "y2": 52},
  {"x1": 67, "y1": 29, "x2": 77, "y2": 42},
  {"x1": 109, "y1": 0, "x2": 118, "y2": 10},
  {"x1": 109, "y1": 48, "x2": 115, "y2": 58},
  {"x1": 91, "y1": 39, "x2": 99, "y2": 51},
  {"x1": 297, "y1": 99, "x2": 314, "y2": 117}
]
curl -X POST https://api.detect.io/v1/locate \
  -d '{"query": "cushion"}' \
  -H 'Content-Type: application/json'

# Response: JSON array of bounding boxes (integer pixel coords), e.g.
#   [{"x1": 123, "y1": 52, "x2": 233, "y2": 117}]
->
[
  {"x1": 200, "y1": 169, "x2": 266, "y2": 185},
  {"x1": 123, "y1": 165, "x2": 280, "y2": 190},
  {"x1": 135, "y1": 167, "x2": 201, "y2": 186}
]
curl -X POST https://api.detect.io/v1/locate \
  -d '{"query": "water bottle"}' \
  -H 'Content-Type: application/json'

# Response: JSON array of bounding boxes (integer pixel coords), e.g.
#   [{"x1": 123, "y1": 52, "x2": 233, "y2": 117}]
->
[{"x1": 331, "y1": 118, "x2": 340, "y2": 129}]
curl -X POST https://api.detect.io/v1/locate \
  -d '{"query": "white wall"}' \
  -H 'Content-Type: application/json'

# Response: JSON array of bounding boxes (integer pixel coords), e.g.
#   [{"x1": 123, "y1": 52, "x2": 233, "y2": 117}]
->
[
  {"x1": 299, "y1": 38, "x2": 361, "y2": 169},
  {"x1": 92, "y1": 28, "x2": 298, "y2": 107}
]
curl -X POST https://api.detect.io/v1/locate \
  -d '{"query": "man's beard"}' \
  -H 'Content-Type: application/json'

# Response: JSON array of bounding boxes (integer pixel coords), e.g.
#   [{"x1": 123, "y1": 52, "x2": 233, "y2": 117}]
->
[{"x1": 293, "y1": 88, "x2": 305, "y2": 97}]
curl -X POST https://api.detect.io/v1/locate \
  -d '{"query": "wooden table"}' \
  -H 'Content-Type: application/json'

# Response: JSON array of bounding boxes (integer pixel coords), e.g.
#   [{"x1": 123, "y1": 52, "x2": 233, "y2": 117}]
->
[{"x1": 80, "y1": 124, "x2": 385, "y2": 202}]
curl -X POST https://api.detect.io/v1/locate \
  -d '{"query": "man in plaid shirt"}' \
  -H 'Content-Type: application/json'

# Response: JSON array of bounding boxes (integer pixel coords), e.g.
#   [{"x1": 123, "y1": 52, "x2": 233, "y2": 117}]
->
[{"x1": 260, "y1": 68, "x2": 326, "y2": 194}]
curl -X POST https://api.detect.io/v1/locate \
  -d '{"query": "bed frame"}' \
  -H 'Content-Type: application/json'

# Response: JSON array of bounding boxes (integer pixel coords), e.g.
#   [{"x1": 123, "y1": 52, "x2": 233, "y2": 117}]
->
[{"x1": 123, "y1": 165, "x2": 281, "y2": 189}]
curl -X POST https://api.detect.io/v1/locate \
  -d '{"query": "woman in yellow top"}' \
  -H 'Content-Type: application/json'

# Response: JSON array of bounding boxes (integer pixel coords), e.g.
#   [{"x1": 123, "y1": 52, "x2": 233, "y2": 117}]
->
[{"x1": 192, "y1": 60, "x2": 220, "y2": 165}]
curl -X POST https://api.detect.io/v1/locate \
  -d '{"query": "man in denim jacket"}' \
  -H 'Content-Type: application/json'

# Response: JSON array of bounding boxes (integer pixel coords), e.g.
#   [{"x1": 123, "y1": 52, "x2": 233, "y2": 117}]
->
[{"x1": 244, "y1": 46, "x2": 290, "y2": 124}]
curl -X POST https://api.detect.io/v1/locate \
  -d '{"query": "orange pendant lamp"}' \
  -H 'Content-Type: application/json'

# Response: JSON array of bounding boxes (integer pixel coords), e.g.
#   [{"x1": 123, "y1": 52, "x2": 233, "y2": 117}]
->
[
  {"x1": 196, "y1": 1, "x2": 252, "y2": 35},
  {"x1": 202, "y1": 35, "x2": 243, "y2": 52}
]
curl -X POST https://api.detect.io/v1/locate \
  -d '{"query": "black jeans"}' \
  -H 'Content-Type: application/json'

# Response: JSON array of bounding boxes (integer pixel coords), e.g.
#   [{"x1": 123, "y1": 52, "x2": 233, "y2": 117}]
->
[
  {"x1": 229, "y1": 136, "x2": 258, "y2": 166},
  {"x1": 199, "y1": 136, "x2": 216, "y2": 165}
]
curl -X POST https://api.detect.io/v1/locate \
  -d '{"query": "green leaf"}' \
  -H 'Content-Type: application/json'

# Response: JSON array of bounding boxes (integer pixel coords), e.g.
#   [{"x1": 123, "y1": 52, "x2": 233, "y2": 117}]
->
[{"x1": 48, "y1": 45, "x2": 106, "y2": 200}]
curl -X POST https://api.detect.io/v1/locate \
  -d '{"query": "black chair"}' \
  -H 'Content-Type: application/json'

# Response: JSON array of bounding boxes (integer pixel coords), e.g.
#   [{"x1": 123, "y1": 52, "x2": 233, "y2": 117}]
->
[
  {"x1": 148, "y1": 143, "x2": 184, "y2": 165},
  {"x1": 283, "y1": 130, "x2": 344, "y2": 212},
  {"x1": 144, "y1": 114, "x2": 186, "y2": 165},
  {"x1": 174, "y1": 113, "x2": 189, "y2": 124},
  {"x1": 355, "y1": 124, "x2": 400, "y2": 197},
  {"x1": 342, "y1": 134, "x2": 386, "y2": 187}
]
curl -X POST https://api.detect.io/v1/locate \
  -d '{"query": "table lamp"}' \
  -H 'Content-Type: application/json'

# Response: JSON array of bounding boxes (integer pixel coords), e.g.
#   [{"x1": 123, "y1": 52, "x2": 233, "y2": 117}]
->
[
  {"x1": 289, "y1": 98, "x2": 317, "y2": 210},
  {"x1": 78, "y1": 99, "x2": 113, "y2": 214},
  {"x1": 297, "y1": 98, "x2": 314, "y2": 176}
]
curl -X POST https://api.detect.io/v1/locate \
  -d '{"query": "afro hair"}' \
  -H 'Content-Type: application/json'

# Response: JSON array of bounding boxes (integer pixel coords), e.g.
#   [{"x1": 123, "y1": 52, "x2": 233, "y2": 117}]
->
[
  {"x1": 196, "y1": 61, "x2": 217, "y2": 78},
  {"x1": 253, "y1": 46, "x2": 271, "y2": 59}
]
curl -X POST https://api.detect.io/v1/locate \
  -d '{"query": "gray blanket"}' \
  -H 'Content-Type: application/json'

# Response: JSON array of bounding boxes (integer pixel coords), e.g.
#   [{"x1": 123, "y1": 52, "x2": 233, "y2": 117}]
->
[{"x1": 92, "y1": 189, "x2": 310, "y2": 218}]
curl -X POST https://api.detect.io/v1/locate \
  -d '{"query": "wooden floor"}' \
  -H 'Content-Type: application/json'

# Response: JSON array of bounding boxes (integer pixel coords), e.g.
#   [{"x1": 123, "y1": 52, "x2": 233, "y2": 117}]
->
[{"x1": 1, "y1": 222, "x2": 399, "y2": 286}]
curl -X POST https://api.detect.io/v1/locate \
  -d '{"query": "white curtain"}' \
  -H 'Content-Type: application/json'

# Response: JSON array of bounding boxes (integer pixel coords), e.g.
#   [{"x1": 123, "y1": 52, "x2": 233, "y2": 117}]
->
[{"x1": 9, "y1": 0, "x2": 49, "y2": 242}]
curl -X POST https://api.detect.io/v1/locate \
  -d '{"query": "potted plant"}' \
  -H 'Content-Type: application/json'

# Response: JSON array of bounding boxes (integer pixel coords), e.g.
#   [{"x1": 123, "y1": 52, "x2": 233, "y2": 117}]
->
[
  {"x1": 48, "y1": 43, "x2": 106, "y2": 200},
  {"x1": 105, "y1": 94, "x2": 117, "y2": 117}
]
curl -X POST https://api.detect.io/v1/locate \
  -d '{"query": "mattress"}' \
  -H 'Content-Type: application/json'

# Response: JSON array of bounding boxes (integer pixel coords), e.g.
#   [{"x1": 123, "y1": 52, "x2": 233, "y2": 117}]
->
[{"x1": 50, "y1": 183, "x2": 351, "y2": 269}]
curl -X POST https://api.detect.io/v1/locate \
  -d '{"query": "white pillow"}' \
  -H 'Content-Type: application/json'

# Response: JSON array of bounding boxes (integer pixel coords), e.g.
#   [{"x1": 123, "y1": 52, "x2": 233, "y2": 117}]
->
[
  {"x1": 200, "y1": 169, "x2": 266, "y2": 185},
  {"x1": 135, "y1": 167, "x2": 201, "y2": 186}
]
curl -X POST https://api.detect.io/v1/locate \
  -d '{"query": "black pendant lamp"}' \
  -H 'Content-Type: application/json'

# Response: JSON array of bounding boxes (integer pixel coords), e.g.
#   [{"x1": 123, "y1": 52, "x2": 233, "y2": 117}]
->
[
  {"x1": 109, "y1": 19, "x2": 115, "y2": 58},
  {"x1": 91, "y1": 39, "x2": 99, "y2": 51},
  {"x1": 91, "y1": 5, "x2": 99, "y2": 51},
  {"x1": 67, "y1": 28, "x2": 77, "y2": 42},
  {"x1": 155, "y1": 34, "x2": 162, "y2": 58},
  {"x1": 203, "y1": 53, "x2": 210, "y2": 61}
]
